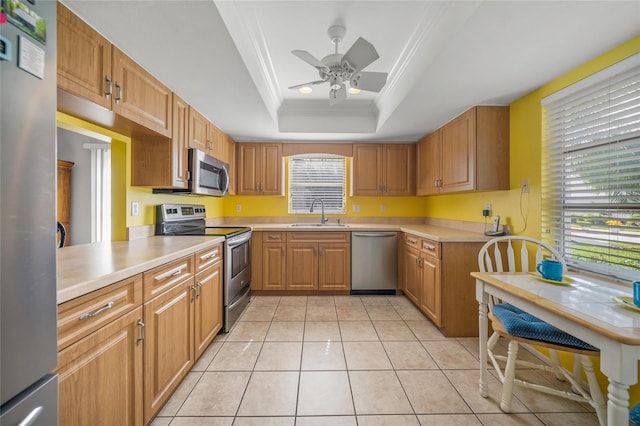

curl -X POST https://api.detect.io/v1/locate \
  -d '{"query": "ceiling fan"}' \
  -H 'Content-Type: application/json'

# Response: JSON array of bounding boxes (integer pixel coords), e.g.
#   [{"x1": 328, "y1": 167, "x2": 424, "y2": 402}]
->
[{"x1": 289, "y1": 25, "x2": 388, "y2": 105}]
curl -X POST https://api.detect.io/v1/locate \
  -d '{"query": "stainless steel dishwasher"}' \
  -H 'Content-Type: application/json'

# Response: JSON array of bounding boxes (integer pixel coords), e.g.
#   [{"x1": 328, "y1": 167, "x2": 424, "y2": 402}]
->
[{"x1": 351, "y1": 232, "x2": 398, "y2": 295}]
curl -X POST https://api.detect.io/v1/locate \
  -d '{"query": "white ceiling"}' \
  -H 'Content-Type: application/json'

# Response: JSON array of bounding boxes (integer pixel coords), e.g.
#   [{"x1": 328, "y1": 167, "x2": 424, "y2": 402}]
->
[{"x1": 62, "y1": 1, "x2": 640, "y2": 143}]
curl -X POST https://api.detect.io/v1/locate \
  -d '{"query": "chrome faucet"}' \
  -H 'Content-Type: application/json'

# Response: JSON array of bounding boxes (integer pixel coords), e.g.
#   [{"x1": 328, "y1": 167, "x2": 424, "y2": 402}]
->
[{"x1": 310, "y1": 198, "x2": 327, "y2": 224}]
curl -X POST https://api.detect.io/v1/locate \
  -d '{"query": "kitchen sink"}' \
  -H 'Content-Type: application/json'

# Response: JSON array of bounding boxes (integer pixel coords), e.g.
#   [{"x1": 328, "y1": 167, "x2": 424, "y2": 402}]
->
[{"x1": 288, "y1": 223, "x2": 349, "y2": 228}]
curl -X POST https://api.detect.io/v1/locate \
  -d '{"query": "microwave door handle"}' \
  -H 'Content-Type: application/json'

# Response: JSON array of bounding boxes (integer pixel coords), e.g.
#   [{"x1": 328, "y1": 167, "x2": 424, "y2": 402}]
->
[{"x1": 222, "y1": 165, "x2": 230, "y2": 195}]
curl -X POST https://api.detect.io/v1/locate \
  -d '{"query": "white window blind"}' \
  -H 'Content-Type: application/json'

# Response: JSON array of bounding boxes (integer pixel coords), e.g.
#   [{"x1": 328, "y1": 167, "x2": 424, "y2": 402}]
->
[
  {"x1": 541, "y1": 54, "x2": 640, "y2": 281},
  {"x1": 288, "y1": 155, "x2": 346, "y2": 214}
]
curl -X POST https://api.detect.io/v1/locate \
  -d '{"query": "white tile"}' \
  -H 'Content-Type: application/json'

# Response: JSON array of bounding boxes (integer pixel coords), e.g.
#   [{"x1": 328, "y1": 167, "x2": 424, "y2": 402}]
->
[
  {"x1": 297, "y1": 371, "x2": 354, "y2": 416},
  {"x1": 236, "y1": 371, "x2": 299, "y2": 416}
]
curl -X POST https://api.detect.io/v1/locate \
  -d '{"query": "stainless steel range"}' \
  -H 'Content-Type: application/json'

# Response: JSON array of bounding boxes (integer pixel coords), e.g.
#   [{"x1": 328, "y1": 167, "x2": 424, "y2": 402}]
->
[{"x1": 156, "y1": 204, "x2": 251, "y2": 332}]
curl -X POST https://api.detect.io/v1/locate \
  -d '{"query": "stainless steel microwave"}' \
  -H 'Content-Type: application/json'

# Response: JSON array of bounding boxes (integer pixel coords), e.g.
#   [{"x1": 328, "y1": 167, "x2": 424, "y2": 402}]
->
[{"x1": 153, "y1": 148, "x2": 229, "y2": 196}]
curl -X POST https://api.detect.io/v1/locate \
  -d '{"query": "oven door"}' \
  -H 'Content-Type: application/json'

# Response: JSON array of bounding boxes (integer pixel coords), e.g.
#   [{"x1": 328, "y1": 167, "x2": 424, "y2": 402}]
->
[{"x1": 225, "y1": 231, "x2": 252, "y2": 306}]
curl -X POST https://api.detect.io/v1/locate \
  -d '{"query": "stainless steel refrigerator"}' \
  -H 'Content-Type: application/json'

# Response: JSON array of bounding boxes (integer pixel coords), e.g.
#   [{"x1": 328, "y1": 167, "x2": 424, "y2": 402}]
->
[{"x1": 1, "y1": 0, "x2": 59, "y2": 424}]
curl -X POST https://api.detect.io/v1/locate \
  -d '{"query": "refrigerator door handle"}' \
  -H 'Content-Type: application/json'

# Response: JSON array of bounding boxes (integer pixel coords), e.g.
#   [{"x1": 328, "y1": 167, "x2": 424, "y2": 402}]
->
[{"x1": 16, "y1": 406, "x2": 43, "y2": 426}]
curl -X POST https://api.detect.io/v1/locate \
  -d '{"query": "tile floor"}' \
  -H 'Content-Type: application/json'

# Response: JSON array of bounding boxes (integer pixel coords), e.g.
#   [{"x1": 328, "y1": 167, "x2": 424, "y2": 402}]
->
[{"x1": 151, "y1": 295, "x2": 600, "y2": 426}]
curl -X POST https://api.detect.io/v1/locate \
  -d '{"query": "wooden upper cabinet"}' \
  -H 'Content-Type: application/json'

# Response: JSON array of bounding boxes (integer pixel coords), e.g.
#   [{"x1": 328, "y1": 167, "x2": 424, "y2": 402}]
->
[
  {"x1": 416, "y1": 130, "x2": 442, "y2": 196},
  {"x1": 210, "y1": 124, "x2": 226, "y2": 161},
  {"x1": 111, "y1": 48, "x2": 172, "y2": 138},
  {"x1": 188, "y1": 107, "x2": 209, "y2": 153},
  {"x1": 236, "y1": 143, "x2": 283, "y2": 195},
  {"x1": 57, "y1": 3, "x2": 112, "y2": 110},
  {"x1": 130, "y1": 94, "x2": 188, "y2": 189},
  {"x1": 58, "y1": 5, "x2": 172, "y2": 138},
  {"x1": 352, "y1": 144, "x2": 415, "y2": 196},
  {"x1": 418, "y1": 106, "x2": 509, "y2": 195},
  {"x1": 442, "y1": 106, "x2": 509, "y2": 193}
]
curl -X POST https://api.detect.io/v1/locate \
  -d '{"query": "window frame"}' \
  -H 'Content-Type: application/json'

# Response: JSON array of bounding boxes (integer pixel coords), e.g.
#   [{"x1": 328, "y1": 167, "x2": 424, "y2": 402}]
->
[{"x1": 287, "y1": 154, "x2": 347, "y2": 215}]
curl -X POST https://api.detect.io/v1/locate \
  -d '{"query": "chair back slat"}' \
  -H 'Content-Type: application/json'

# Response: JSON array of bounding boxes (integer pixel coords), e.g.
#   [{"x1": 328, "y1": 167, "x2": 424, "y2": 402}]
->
[
  {"x1": 521, "y1": 243, "x2": 530, "y2": 272},
  {"x1": 507, "y1": 240, "x2": 515, "y2": 272},
  {"x1": 535, "y1": 245, "x2": 544, "y2": 268},
  {"x1": 493, "y1": 243, "x2": 504, "y2": 272}
]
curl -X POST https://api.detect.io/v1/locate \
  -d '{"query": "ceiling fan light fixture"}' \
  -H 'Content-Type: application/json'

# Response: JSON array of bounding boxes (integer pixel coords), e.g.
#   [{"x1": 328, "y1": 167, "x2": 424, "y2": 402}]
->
[
  {"x1": 348, "y1": 87, "x2": 361, "y2": 95},
  {"x1": 299, "y1": 86, "x2": 313, "y2": 94}
]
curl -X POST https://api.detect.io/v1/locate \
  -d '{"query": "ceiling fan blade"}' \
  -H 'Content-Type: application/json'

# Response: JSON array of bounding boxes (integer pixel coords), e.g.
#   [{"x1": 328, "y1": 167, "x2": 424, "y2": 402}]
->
[
  {"x1": 292, "y1": 50, "x2": 328, "y2": 71},
  {"x1": 329, "y1": 84, "x2": 347, "y2": 106},
  {"x1": 350, "y1": 71, "x2": 388, "y2": 92},
  {"x1": 341, "y1": 37, "x2": 379, "y2": 74},
  {"x1": 288, "y1": 80, "x2": 327, "y2": 90}
]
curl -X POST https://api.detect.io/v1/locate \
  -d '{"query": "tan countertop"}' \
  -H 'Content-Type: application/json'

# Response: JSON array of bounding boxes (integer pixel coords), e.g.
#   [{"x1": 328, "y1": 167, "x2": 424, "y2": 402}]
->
[
  {"x1": 249, "y1": 223, "x2": 491, "y2": 243},
  {"x1": 56, "y1": 236, "x2": 224, "y2": 304}
]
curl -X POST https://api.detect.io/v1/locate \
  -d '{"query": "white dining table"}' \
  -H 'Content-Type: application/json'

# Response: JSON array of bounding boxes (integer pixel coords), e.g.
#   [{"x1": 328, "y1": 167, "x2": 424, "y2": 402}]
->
[{"x1": 473, "y1": 271, "x2": 640, "y2": 426}]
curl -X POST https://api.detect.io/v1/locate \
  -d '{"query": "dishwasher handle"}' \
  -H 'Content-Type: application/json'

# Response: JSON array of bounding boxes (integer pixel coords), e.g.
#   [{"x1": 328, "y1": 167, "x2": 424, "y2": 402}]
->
[{"x1": 352, "y1": 232, "x2": 397, "y2": 238}]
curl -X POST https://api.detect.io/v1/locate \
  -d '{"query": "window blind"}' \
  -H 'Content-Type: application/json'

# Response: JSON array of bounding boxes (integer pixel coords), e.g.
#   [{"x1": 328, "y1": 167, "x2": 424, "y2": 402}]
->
[
  {"x1": 288, "y1": 155, "x2": 346, "y2": 214},
  {"x1": 541, "y1": 54, "x2": 640, "y2": 281}
]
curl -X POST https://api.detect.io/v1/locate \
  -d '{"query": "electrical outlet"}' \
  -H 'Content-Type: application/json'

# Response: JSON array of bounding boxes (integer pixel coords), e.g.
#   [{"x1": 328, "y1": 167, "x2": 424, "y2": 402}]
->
[
  {"x1": 482, "y1": 204, "x2": 492, "y2": 217},
  {"x1": 380, "y1": 204, "x2": 386, "y2": 213},
  {"x1": 521, "y1": 178, "x2": 530, "y2": 193},
  {"x1": 131, "y1": 202, "x2": 140, "y2": 216},
  {"x1": 235, "y1": 204, "x2": 242, "y2": 212},
  {"x1": 352, "y1": 204, "x2": 360, "y2": 213}
]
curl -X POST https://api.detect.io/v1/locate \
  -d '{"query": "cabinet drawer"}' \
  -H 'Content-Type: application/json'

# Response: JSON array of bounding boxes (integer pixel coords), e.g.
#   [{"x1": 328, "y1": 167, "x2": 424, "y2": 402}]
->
[
  {"x1": 143, "y1": 255, "x2": 194, "y2": 301},
  {"x1": 288, "y1": 231, "x2": 350, "y2": 243},
  {"x1": 404, "y1": 233, "x2": 421, "y2": 249},
  {"x1": 264, "y1": 232, "x2": 286, "y2": 242},
  {"x1": 195, "y1": 243, "x2": 223, "y2": 274},
  {"x1": 58, "y1": 274, "x2": 142, "y2": 351},
  {"x1": 421, "y1": 239, "x2": 441, "y2": 259}
]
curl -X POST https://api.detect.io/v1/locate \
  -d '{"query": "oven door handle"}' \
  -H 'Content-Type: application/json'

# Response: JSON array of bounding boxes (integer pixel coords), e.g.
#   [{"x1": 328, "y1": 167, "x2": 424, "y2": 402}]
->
[{"x1": 227, "y1": 231, "x2": 252, "y2": 248}]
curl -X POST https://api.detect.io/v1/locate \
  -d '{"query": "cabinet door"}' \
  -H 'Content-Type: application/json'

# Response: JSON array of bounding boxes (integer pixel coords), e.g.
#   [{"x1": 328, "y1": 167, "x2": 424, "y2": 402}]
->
[
  {"x1": 58, "y1": 307, "x2": 143, "y2": 426},
  {"x1": 403, "y1": 246, "x2": 420, "y2": 304},
  {"x1": 287, "y1": 244, "x2": 318, "y2": 290},
  {"x1": 441, "y1": 108, "x2": 476, "y2": 193},
  {"x1": 262, "y1": 243, "x2": 287, "y2": 290},
  {"x1": 383, "y1": 144, "x2": 415, "y2": 195},
  {"x1": 194, "y1": 260, "x2": 223, "y2": 359},
  {"x1": 318, "y1": 243, "x2": 350, "y2": 291},
  {"x1": 237, "y1": 143, "x2": 260, "y2": 194},
  {"x1": 210, "y1": 124, "x2": 226, "y2": 162},
  {"x1": 57, "y1": 4, "x2": 112, "y2": 109},
  {"x1": 172, "y1": 94, "x2": 189, "y2": 188},
  {"x1": 416, "y1": 130, "x2": 442, "y2": 195},
  {"x1": 352, "y1": 144, "x2": 382, "y2": 196},
  {"x1": 260, "y1": 144, "x2": 283, "y2": 195},
  {"x1": 227, "y1": 136, "x2": 237, "y2": 195},
  {"x1": 112, "y1": 48, "x2": 173, "y2": 138},
  {"x1": 143, "y1": 280, "x2": 194, "y2": 424},
  {"x1": 420, "y1": 256, "x2": 441, "y2": 326},
  {"x1": 188, "y1": 107, "x2": 210, "y2": 153}
]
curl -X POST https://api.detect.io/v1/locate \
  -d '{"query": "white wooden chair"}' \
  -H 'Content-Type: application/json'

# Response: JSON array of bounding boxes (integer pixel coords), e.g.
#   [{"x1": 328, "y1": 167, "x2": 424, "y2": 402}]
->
[{"x1": 478, "y1": 236, "x2": 606, "y2": 425}]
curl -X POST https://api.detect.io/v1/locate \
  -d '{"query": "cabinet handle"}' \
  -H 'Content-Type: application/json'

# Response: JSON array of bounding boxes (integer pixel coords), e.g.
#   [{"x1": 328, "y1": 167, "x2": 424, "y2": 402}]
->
[
  {"x1": 79, "y1": 301, "x2": 114, "y2": 320},
  {"x1": 435, "y1": 179, "x2": 443, "y2": 188},
  {"x1": 423, "y1": 243, "x2": 436, "y2": 251},
  {"x1": 383, "y1": 184, "x2": 387, "y2": 192},
  {"x1": 407, "y1": 238, "x2": 417, "y2": 244},
  {"x1": 104, "y1": 75, "x2": 112, "y2": 97},
  {"x1": 136, "y1": 319, "x2": 145, "y2": 346},
  {"x1": 155, "y1": 265, "x2": 185, "y2": 281},
  {"x1": 114, "y1": 82, "x2": 122, "y2": 104},
  {"x1": 195, "y1": 282, "x2": 202, "y2": 298},
  {"x1": 200, "y1": 249, "x2": 219, "y2": 261},
  {"x1": 190, "y1": 285, "x2": 197, "y2": 302},
  {"x1": 16, "y1": 406, "x2": 42, "y2": 426},
  {"x1": 268, "y1": 234, "x2": 279, "y2": 240}
]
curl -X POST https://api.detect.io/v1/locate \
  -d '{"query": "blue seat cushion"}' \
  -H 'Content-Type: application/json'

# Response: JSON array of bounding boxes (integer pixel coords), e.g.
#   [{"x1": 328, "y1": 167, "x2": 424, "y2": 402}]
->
[
  {"x1": 631, "y1": 403, "x2": 640, "y2": 424},
  {"x1": 492, "y1": 303, "x2": 598, "y2": 352}
]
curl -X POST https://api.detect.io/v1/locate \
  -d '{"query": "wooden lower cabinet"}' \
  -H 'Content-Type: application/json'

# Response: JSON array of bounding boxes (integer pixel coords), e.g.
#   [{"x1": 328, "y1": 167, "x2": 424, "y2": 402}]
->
[
  {"x1": 318, "y1": 244, "x2": 351, "y2": 291},
  {"x1": 402, "y1": 245, "x2": 421, "y2": 305},
  {"x1": 194, "y1": 257, "x2": 223, "y2": 359},
  {"x1": 419, "y1": 254, "x2": 441, "y2": 326},
  {"x1": 143, "y1": 279, "x2": 195, "y2": 424},
  {"x1": 262, "y1": 242, "x2": 287, "y2": 290},
  {"x1": 401, "y1": 233, "x2": 482, "y2": 337},
  {"x1": 287, "y1": 244, "x2": 318, "y2": 290},
  {"x1": 58, "y1": 307, "x2": 144, "y2": 426}
]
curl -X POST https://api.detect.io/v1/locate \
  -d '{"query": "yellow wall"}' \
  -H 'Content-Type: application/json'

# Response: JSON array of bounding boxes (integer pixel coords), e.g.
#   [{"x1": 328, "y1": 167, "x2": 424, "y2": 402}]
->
[
  {"x1": 223, "y1": 157, "x2": 425, "y2": 219},
  {"x1": 56, "y1": 112, "x2": 224, "y2": 238},
  {"x1": 424, "y1": 35, "x2": 640, "y2": 240}
]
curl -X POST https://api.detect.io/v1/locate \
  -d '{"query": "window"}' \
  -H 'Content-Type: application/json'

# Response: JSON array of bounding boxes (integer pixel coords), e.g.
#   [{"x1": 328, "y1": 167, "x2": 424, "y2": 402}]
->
[
  {"x1": 288, "y1": 155, "x2": 346, "y2": 214},
  {"x1": 541, "y1": 54, "x2": 640, "y2": 281}
]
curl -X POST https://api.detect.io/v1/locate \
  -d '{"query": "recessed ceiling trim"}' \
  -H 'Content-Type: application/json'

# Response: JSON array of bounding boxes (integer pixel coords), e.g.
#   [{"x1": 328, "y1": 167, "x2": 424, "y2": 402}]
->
[{"x1": 214, "y1": 1, "x2": 282, "y2": 122}]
